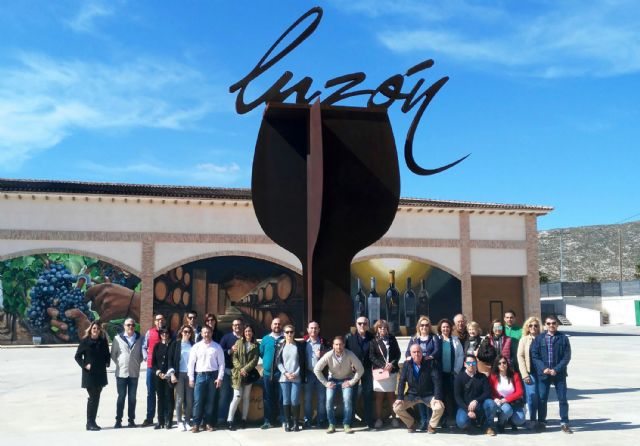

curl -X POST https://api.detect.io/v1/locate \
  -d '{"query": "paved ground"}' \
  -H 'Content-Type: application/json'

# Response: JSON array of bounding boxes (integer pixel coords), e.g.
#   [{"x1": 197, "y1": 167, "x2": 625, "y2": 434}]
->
[{"x1": 1, "y1": 325, "x2": 639, "y2": 446}]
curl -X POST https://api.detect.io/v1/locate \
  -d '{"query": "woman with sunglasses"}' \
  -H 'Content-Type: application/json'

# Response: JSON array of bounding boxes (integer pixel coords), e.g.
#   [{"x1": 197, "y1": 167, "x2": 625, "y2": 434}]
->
[
  {"x1": 370, "y1": 319, "x2": 401, "y2": 429},
  {"x1": 276, "y1": 324, "x2": 305, "y2": 431},
  {"x1": 403, "y1": 316, "x2": 441, "y2": 430},
  {"x1": 152, "y1": 328, "x2": 174, "y2": 429},
  {"x1": 167, "y1": 324, "x2": 195, "y2": 431},
  {"x1": 487, "y1": 355, "x2": 526, "y2": 433},
  {"x1": 74, "y1": 321, "x2": 111, "y2": 431},
  {"x1": 229, "y1": 325, "x2": 260, "y2": 430},
  {"x1": 478, "y1": 319, "x2": 512, "y2": 375},
  {"x1": 202, "y1": 313, "x2": 222, "y2": 342},
  {"x1": 517, "y1": 316, "x2": 541, "y2": 429}
]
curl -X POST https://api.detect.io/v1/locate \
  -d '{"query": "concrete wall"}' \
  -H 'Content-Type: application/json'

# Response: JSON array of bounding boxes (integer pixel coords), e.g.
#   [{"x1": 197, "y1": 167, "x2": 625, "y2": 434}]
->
[
  {"x1": 602, "y1": 297, "x2": 640, "y2": 325},
  {"x1": 566, "y1": 304, "x2": 602, "y2": 326}
]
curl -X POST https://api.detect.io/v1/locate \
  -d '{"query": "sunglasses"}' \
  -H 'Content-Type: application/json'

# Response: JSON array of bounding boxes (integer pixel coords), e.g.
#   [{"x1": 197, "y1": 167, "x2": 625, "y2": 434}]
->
[
  {"x1": 356, "y1": 322, "x2": 368, "y2": 325},
  {"x1": 420, "y1": 323, "x2": 430, "y2": 327},
  {"x1": 187, "y1": 316, "x2": 195, "y2": 320},
  {"x1": 493, "y1": 325, "x2": 503, "y2": 330},
  {"x1": 183, "y1": 330, "x2": 192, "y2": 334},
  {"x1": 546, "y1": 322, "x2": 557, "y2": 326},
  {"x1": 232, "y1": 323, "x2": 242, "y2": 327},
  {"x1": 284, "y1": 330, "x2": 294, "y2": 334},
  {"x1": 529, "y1": 324, "x2": 539, "y2": 327},
  {"x1": 465, "y1": 361, "x2": 477, "y2": 366},
  {"x1": 155, "y1": 318, "x2": 165, "y2": 322},
  {"x1": 498, "y1": 361, "x2": 508, "y2": 365},
  {"x1": 124, "y1": 324, "x2": 134, "y2": 327}
]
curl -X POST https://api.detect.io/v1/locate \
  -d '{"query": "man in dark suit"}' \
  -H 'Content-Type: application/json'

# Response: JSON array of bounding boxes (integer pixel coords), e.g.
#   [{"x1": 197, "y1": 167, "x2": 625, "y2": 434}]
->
[{"x1": 345, "y1": 316, "x2": 375, "y2": 429}]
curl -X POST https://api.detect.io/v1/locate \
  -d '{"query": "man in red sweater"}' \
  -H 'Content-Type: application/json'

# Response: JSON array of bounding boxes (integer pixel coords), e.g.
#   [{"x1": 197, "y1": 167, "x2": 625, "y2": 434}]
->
[{"x1": 141, "y1": 314, "x2": 165, "y2": 426}]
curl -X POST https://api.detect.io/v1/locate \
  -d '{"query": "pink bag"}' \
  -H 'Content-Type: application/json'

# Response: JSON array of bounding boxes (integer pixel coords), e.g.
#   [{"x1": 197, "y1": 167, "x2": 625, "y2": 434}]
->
[{"x1": 372, "y1": 368, "x2": 390, "y2": 381}]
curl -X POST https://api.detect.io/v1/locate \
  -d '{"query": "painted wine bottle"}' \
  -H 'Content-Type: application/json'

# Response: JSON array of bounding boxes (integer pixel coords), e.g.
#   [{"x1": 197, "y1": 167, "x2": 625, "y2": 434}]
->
[
  {"x1": 367, "y1": 276, "x2": 380, "y2": 324},
  {"x1": 403, "y1": 277, "x2": 416, "y2": 328},
  {"x1": 386, "y1": 270, "x2": 400, "y2": 333}
]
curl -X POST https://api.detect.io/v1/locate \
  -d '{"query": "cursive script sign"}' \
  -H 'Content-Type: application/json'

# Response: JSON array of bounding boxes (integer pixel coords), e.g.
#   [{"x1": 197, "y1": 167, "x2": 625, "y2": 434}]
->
[{"x1": 229, "y1": 6, "x2": 468, "y2": 175}]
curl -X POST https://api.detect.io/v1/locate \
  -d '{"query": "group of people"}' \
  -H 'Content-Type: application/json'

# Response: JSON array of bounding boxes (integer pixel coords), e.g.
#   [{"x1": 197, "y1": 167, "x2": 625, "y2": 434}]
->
[{"x1": 74, "y1": 308, "x2": 573, "y2": 436}]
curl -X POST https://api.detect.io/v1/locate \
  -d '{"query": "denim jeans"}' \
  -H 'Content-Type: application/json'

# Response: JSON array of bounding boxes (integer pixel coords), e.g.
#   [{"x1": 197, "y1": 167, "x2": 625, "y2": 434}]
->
[
  {"x1": 262, "y1": 374, "x2": 282, "y2": 424},
  {"x1": 175, "y1": 372, "x2": 194, "y2": 425},
  {"x1": 116, "y1": 376, "x2": 139, "y2": 422},
  {"x1": 192, "y1": 372, "x2": 219, "y2": 426},
  {"x1": 145, "y1": 368, "x2": 156, "y2": 421},
  {"x1": 216, "y1": 370, "x2": 233, "y2": 421},
  {"x1": 485, "y1": 400, "x2": 526, "y2": 427},
  {"x1": 537, "y1": 375, "x2": 569, "y2": 424},
  {"x1": 304, "y1": 373, "x2": 327, "y2": 423},
  {"x1": 351, "y1": 369, "x2": 373, "y2": 427},
  {"x1": 455, "y1": 399, "x2": 494, "y2": 429},
  {"x1": 280, "y1": 381, "x2": 301, "y2": 405},
  {"x1": 523, "y1": 373, "x2": 538, "y2": 421},
  {"x1": 326, "y1": 379, "x2": 354, "y2": 426}
]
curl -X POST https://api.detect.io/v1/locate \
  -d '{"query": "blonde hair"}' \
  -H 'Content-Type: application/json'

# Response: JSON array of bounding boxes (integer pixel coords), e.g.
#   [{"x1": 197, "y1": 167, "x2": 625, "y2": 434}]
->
[
  {"x1": 414, "y1": 316, "x2": 433, "y2": 337},
  {"x1": 523, "y1": 316, "x2": 541, "y2": 336},
  {"x1": 373, "y1": 319, "x2": 389, "y2": 334},
  {"x1": 467, "y1": 321, "x2": 482, "y2": 335}
]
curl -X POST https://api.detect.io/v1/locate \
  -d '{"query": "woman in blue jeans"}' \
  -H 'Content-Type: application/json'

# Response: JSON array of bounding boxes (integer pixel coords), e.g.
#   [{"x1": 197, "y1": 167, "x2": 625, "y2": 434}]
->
[
  {"x1": 277, "y1": 324, "x2": 304, "y2": 431},
  {"x1": 487, "y1": 355, "x2": 526, "y2": 432},
  {"x1": 517, "y1": 316, "x2": 541, "y2": 428}
]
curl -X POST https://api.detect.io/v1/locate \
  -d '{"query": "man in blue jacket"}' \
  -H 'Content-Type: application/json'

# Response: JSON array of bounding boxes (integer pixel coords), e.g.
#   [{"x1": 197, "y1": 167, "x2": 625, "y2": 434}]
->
[{"x1": 530, "y1": 315, "x2": 572, "y2": 434}]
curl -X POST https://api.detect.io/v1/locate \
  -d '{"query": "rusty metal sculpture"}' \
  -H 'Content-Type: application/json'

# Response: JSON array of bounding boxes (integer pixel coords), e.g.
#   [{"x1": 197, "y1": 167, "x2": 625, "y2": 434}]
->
[{"x1": 230, "y1": 6, "x2": 467, "y2": 334}]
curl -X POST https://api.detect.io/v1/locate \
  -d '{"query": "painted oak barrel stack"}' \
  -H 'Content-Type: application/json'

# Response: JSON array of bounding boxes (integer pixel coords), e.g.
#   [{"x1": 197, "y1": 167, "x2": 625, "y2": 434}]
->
[{"x1": 153, "y1": 266, "x2": 192, "y2": 332}]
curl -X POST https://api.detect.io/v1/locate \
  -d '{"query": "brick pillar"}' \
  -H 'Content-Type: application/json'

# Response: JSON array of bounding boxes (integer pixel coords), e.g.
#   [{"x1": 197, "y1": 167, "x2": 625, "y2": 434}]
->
[
  {"x1": 524, "y1": 214, "x2": 541, "y2": 318},
  {"x1": 459, "y1": 212, "x2": 473, "y2": 320},
  {"x1": 139, "y1": 237, "x2": 155, "y2": 334}
]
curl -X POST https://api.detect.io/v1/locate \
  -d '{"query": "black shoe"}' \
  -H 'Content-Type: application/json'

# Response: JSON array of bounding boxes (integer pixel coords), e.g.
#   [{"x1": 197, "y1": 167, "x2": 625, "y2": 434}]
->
[
  {"x1": 128, "y1": 421, "x2": 137, "y2": 428},
  {"x1": 141, "y1": 419, "x2": 153, "y2": 427},
  {"x1": 561, "y1": 424, "x2": 573, "y2": 434},
  {"x1": 228, "y1": 422, "x2": 236, "y2": 431},
  {"x1": 165, "y1": 422, "x2": 173, "y2": 429},
  {"x1": 86, "y1": 424, "x2": 100, "y2": 431},
  {"x1": 240, "y1": 420, "x2": 247, "y2": 429},
  {"x1": 114, "y1": 421, "x2": 123, "y2": 429},
  {"x1": 154, "y1": 423, "x2": 163, "y2": 430}
]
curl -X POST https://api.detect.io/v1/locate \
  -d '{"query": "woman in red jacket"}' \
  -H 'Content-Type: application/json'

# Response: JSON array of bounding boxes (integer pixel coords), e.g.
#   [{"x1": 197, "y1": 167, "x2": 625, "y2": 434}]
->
[{"x1": 487, "y1": 355, "x2": 526, "y2": 433}]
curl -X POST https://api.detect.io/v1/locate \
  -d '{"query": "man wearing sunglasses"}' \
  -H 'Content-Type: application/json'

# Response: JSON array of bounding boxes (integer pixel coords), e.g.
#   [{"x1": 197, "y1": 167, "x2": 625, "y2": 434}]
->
[
  {"x1": 185, "y1": 311, "x2": 202, "y2": 341},
  {"x1": 454, "y1": 354, "x2": 494, "y2": 435},
  {"x1": 530, "y1": 315, "x2": 573, "y2": 434},
  {"x1": 111, "y1": 318, "x2": 143, "y2": 428},
  {"x1": 345, "y1": 316, "x2": 375, "y2": 430}
]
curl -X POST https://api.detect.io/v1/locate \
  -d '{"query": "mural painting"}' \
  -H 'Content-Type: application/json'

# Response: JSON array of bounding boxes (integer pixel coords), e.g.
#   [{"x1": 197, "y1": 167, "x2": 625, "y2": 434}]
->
[
  {"x1": 351, "y1": 258, "x2": 461, "y2": 335},
  {"x1": 154, "y1": 256, "x2": 304, "y2": 337},
  {"x1": 0, "y1": 253, "x2": 141, "y2": 345}
]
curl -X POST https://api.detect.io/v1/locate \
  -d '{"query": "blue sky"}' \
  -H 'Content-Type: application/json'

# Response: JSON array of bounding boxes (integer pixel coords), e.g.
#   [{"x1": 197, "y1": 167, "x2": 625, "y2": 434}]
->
[{"x1": 0, "y1": 0, "x2": 638, "y2": 230}]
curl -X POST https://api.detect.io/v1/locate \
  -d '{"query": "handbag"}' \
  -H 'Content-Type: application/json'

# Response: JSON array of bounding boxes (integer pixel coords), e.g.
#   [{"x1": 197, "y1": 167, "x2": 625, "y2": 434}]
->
[
  {"x1": 243, "y1": 368, "x2": 261, "y2": 385},
  {"x1": 372, "y1": 368, "x2": 390, "y2": 381}
]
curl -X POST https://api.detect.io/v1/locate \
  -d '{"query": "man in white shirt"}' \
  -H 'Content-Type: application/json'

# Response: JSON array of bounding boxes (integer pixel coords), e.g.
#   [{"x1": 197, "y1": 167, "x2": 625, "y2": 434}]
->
[{"x1": 188, "y1": 325, "x2": 225, "y2": 432}]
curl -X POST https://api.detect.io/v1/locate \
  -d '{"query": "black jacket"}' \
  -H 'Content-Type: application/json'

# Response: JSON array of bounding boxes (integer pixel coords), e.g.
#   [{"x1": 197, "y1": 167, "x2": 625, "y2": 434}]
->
[
  {"x1": 152, "y1": 341, "x2": 171, "y2": 375},
  {"x1": 74, "y1": 336, "x2": 110, "y2": 389},
  {"x1": 167, "y1": 338, "x2": 194, "y2": 375},
  {"x1": 397, "y1": 358, "x2": 443, "y2": 401},
  {"x1": 345, "y1": 331, "x2": 374, "y2": 369},
  {"x1": 369, "y1": 334, "x2": 401, "y2": 373},
  {"x1": 454, "y1": 371, "x2": 492, "y2": 410}
]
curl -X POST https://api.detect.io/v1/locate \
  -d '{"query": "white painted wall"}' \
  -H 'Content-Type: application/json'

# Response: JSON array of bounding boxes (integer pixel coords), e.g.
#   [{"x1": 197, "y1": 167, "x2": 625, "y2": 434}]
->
[
  {"x1": 470, "y1": 248, "x2": 527, "y2": 276},
  {"x1": 355, "y1": 246, "x2": 461, "y2": 277},
  {"x1": 385, "y1": 212, "x2": 460, "y2": 239},
  {"x1": 566, "y1": 304, "x2": 602, "y2": 326},
  {"x1": 0, "y1": 239, "x2": 142, "y2": 274},
  {"x1": 602, "y1": 297, "x2": 640, "y2": 325},
  {"x1": 470, "y1": 214, "x2": 526, "y2": 241},
  {"x1": 154, "y1": 242, "x2": 302, "y2": 274}
]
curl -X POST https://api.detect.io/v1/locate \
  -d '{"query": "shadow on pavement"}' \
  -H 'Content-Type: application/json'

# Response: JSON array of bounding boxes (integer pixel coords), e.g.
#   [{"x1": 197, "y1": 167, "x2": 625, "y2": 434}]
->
[{"x1": 569, "y1": 418, "x2": 640, "y2": 432}]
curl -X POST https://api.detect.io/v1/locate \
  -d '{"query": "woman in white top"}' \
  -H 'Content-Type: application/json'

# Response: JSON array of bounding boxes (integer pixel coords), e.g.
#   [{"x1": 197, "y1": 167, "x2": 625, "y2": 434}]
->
[{"x1": 487, "y1": 355, "x2": 526, "y2": 432}]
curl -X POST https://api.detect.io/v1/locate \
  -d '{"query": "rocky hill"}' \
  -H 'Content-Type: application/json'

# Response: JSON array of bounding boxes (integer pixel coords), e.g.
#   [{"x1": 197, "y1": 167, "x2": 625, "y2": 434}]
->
[{"x1": 538, "y1": 220, "x2": 640, "y2": 282}]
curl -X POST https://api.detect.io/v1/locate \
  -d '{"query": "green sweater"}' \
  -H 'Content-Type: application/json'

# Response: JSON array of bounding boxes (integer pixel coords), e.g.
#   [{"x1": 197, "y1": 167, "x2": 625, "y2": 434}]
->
[{"x1": 505, "y1": 325, "x2": 523, "y2": 340}]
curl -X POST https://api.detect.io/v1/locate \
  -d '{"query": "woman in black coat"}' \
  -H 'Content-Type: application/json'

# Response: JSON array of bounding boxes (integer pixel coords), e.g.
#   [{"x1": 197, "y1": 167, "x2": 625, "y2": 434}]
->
[
  {"x1": 152, "y1": 328, "x2": 174, "y2": 429},
  {"x1": 369, "y1": 319, "x2": 401, "y2": 429},
  {"x1": 74, "y1": 321, "x2": 110, "y2": 431}
]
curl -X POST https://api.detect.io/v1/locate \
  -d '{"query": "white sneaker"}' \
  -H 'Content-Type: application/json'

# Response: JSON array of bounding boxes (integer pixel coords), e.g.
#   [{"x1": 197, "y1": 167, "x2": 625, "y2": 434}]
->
[
  {"x1": 391, "y1": 418, "x2": 400, "y2": 428},
  {"x1": 374, "y1": 419, "x2": 383, "y2": 429}
]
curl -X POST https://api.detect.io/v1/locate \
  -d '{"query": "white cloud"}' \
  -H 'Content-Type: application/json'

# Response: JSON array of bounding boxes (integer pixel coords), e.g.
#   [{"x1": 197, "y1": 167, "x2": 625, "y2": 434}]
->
[
  {"x1": 66, "y1": 1, "x2": 114, "y2": 33},
  {"x1": 0, "y1": 53, "x2": 218, "y2": 166},
  {"x1": 79, "y1": 160, "x2": 244, "y2": 186},
  {"x1": 339, "y1": 0, "x2": 640, "y2": 78}
]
